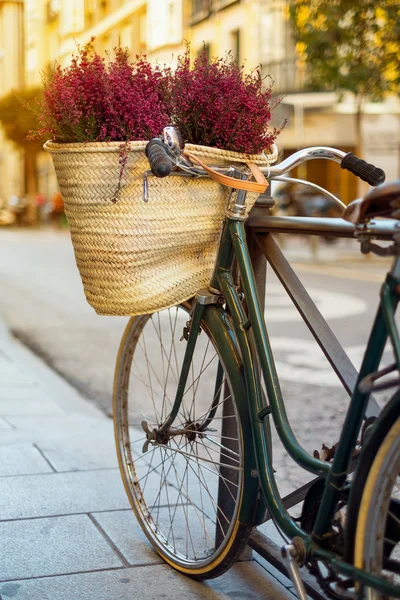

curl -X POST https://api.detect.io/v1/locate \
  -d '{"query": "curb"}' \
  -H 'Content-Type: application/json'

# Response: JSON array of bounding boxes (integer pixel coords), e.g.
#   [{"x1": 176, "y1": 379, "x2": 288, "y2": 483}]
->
[{"x1": 0, "y1": 312, "x2": 104, "y2": 419}]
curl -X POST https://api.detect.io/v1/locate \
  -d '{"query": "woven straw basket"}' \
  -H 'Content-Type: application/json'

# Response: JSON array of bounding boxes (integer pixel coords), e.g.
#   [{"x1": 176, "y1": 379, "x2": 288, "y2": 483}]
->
[{"x1": 45, "y1": 140, "x2": 277, "y2": 316}]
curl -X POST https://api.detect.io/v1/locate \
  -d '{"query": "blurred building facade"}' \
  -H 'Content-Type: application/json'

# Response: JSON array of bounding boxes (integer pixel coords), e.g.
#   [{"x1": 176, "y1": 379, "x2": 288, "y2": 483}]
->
[
  {"x1": 188, "y1": 0, "x2": 400, "y2": 200},
  {"x1": 0, "y1": 0, "x2": 398, "y2": 209},
  {"x1": 0, "y1": 0, "x2": 24, "y2": 206}
]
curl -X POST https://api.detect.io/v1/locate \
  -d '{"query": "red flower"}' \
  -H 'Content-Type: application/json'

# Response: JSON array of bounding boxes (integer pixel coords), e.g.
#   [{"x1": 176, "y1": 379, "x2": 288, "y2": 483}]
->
[
  {"x1": 161, "y1": 46, "x2": 282, "y2": 154},
  {"x1": 30, "y1": 40, "x2": 168, "y2": 143},
  {"x1": 29, "y1": 40, "x2": 282, "y2": 155}
]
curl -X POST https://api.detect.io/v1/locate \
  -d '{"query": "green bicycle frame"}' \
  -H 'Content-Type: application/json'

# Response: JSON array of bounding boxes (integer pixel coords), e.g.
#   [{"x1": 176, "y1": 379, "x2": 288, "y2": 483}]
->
[
  {"x1": 162, "y1": 204, "x2": 400, "y2": 596},
  {"x1": 221, "y1": 215, "x2": 400, "y2": 596}
]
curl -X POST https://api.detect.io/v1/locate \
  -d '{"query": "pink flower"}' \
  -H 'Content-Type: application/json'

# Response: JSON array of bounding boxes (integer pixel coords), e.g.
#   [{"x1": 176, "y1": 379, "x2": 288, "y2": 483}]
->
[
  {"x1": 30, "y1": 40, "x2": 169, "y2": 143},
  {"x1": 161, "y1": 46, "x2": 282, "y2": 154},
  {"x1": 29, "y1": 40, "x2": 282, "y2": 155}
]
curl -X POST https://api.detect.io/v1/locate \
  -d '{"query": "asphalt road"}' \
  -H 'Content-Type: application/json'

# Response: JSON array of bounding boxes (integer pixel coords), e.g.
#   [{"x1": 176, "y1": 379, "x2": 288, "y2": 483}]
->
[{"x1": 0, "y1": 227, "x2": 394, "y2": 496}]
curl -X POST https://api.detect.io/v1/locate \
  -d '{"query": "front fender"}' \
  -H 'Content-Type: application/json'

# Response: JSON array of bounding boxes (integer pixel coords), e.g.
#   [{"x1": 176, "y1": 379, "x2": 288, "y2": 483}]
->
[{"x1": 202, "y1": 305, "x2": 262, "y2": 526}]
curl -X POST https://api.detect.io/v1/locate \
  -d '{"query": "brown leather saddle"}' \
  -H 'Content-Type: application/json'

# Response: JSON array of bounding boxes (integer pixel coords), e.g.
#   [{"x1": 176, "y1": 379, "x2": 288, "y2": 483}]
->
[{"x1": 343, "y1": 180, "x2": 400, "y2": 224}]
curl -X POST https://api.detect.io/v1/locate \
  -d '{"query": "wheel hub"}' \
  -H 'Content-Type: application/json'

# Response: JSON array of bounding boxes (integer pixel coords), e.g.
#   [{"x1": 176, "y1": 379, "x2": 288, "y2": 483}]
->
[{"x1": 141, "y1": 419, "x2": 205, "y2": 452}]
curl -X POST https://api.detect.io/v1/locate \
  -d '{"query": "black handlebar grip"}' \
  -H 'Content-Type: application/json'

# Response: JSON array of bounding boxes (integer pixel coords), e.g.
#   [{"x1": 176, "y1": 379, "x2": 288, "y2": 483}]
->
[
  {"x1": 145, "y1": 139, "x2": 172, "y2": 178},
  {"x1": 341, "y1": 153, "x2": 385, "y2": 187}
]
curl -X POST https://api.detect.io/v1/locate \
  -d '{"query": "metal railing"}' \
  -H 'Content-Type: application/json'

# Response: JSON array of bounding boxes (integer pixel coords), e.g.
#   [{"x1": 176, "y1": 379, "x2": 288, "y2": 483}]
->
[{"x1": 261, "y1": 57, "x2": 306, "y2": 94}]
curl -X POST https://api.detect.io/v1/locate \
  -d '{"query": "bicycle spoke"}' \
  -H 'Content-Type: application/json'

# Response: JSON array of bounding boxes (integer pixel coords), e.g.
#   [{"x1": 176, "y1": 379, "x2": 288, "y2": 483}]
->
[
  {"x1": 129, "y1": 363, "x2": 186, "y2": 430},
  {"x1": 191, "y1": 443, "x2": 233, "y2": 528},
  {"x1": 164, "y1": 442, "x2": 216, "y2": 554},
  {"x1": 157, "y1": 313, "x2": 167, "y2": 418},
  {"x1": 188, "y1": 455, "x2": 239, "y2": 489},
  {"x1": 182, "y1": 352, "x2": 218, "y2": 401},
  {"x1": 163, "y1": 440, "x2": 199, "y2": 558},
  {"x1": 155, "y1": 443, "x2": 242, "y2": 471},
  {"x1": 161, "y1": 446, "x2": 178, "y2": 551},
  {"x1": 115, "y1": 305, "x2": 246, "y2": 571},
  {"x1": 169, "y1": 308, "x2": 181, "y2": 395},
  {"x1": 194, "y1": 388, "x2": 233, "y2": 423},
  {"x1": 162, "y1": 309, "x2": 181, "y2": 422},
  {"x1": 194, "y1": 437, "x2": 209, "y2": 549},
  {"x1": 135, "y1": 338, "x2": 174, "y2": 417},
  {"x1": 203, "y1": 436, "x2": 240, "y2": 461},
  {"x1": 149, "y1": 315, "x2": 179, "y2": 384},
  {"x1": 149, "y1": 437, "x2": 188, "y2": 511},
  {"x1": 141, "y1": 445, "x2": 158, "y2": 496},
  {"x1": 196, "y1": 438, "x2": 239, "y2": 505},
  {"x1": 188, "y1": 338, "x2": 211, "y2": 421}
]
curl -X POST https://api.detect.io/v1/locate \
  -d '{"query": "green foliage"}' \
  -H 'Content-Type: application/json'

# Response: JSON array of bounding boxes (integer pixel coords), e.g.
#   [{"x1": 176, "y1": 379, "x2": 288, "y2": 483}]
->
[
  {"x1": 0, "y1": 87, "x2": 45, "y2": 151},
  {"x1": 289, "y1": 0, "x2": 400, "y2": 100}
]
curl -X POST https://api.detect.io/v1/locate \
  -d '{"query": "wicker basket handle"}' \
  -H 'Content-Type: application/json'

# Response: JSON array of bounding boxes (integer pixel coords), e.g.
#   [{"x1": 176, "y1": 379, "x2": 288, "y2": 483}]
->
[{"x1": 184, "y1": 152, "x2": 269, "y2": 193}]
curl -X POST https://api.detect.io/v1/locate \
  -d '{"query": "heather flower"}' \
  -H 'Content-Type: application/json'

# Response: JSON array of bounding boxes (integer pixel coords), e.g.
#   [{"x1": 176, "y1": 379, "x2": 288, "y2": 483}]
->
[
  {"x1": 29, "y1": 39, "x2": 168, "y2": 143},
  {"x1": 29, "y1": 40, "x2": 282, "y2": 156},
  {"x1": 162, "y1": 46, "x2": 282, "y2": 155}
]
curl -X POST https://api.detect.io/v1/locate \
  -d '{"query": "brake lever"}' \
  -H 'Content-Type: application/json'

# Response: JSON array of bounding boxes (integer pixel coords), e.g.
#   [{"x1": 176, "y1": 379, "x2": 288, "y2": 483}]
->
[{"x1": 162, "y1": 126, "x2": 184, "y2": 157}]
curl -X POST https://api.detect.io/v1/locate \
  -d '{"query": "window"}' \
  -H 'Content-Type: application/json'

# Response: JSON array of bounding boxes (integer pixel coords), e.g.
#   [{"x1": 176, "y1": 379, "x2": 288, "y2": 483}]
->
[
  {"x1": 47, "y1": 0, "x2": 61, "y2": 22},
  {"x1": 191, "y1": 0, "x2": 211, "y2": 24},
  {"x1": 147, "y1": 0, "x2": 182, "y2": 51},
  {"x1": 100, "y1": 0, "x2": 109, "y2": 16},
  {"x1": 230, "y1": 29, "x2": 240, "y2": 63},
  {"x1": 60, "y1": 0, "x2": 84, "y2": 34}
]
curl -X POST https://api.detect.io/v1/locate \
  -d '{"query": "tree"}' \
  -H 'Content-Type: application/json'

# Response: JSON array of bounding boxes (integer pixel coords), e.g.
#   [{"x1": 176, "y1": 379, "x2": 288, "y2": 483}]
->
[
  {"x1": 0, "y1": 87, "x2": 45, "y2": 222},
  {"x1": 289, "y1": 0, "x2": 400, "y2": 153}
]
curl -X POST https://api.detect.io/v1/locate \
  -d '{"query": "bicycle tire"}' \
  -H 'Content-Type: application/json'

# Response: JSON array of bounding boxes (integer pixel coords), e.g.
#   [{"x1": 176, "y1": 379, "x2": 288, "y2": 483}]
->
[
  {"x1": 113, "y1": 302, "x2": 256, "y2": 579},
  {"x1": 346, "y1": 392, "x2": 400, "y2": 599}
]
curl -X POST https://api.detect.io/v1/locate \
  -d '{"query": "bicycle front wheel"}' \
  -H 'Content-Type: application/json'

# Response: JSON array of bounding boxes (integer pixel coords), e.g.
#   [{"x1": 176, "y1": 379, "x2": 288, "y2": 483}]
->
[
  {"x1": 113, "y1": 303, "x2": 253, "y2": 579},
  {"x1": 349, "y1": 393, "x2": 400, "y2": 599}
]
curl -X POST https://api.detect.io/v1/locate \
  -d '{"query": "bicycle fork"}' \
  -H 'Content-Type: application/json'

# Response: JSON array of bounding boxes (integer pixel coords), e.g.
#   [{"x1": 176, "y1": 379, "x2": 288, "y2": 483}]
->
[{"x1": 140, "y1": 292, "x2": 219, "y2": 451}]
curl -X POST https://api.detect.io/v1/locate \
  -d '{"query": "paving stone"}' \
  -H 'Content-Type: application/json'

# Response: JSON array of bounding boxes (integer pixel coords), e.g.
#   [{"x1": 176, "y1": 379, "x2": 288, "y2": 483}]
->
[
  {"x1": 4, "y1": 337, "x2": 103, "y2": 418},
  {"x1": 0, "y1": 363, "x2": 39, "y2": 386},
  {"x1": 254, "y1": 523, "x2": 314, "y2": 597},
  {"x1": 0, "y1": 514, "x2": 123, "y2": 581},
  {"x1": 94, "y1": 503, "x2": 252, "y2": 572},
  {"x1": 4, "y1": 414, "x2": 118, "y2": 471},
  {"x1": 0, "y1": 561, "x2": 295, "y2": 600},
  {"x1": 251, "y1": 522, "x2": 297, "y2": 589},
  {"x1": 0, "y1": 349, "x2": 35, "y2": 376},
  {"x1": 208, "y1": 561, "x2": 296, "y2": 599},
  {"x1": 0, "y1": 429, "x2": 27, "y2": 444},
  {"x1": 257, "y1": 519, "x2": 288, "y2": 547},
  {"x1": 0, "y1": 417, "x2": 12, "y2": 429},
  {"x1": 0, "y1": 443, "x2": 53, "y2": 476},
  {"x1": 0, "y1": 388, "x2": 64, "y2": 416},
  {"x1": 91, "y1": 510, "x2": 163, "y2": 566},
  {"x1": 0, "y1": 469, "x2": 130, "y2": 520},
  {"x1": 253, "y1": 554, "x2": 295, "y2": 590}
]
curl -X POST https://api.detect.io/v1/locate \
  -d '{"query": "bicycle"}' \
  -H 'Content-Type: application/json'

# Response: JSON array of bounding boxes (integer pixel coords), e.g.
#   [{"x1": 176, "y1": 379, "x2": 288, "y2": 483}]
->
[{"x1": 113, "y1": 127, "x2": 400, "y2": 599}]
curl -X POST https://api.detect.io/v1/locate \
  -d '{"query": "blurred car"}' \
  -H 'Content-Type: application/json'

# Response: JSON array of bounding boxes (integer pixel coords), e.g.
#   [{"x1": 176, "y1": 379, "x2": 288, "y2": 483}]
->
[
  {"x1": 7, "y1": 194, "x2": 28, "y2": 224},
  {"x1": 273, "y1": 182, "x2": 342, "y2": 220},
  {"x1": 272, "y1": 182, "x2": 343, "y2": 251},
  {"x1": 0, "y1": 197, "x2": 16, "y2": 226}
]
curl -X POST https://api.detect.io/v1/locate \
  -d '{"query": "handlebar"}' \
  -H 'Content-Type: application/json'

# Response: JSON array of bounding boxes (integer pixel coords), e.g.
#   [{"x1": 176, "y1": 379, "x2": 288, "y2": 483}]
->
[
  {"x1": 145, "y1": 139, "x2": 172, "y2": 177},
  {"x1": 145, "y1": 128, "x2": 386, "y2": 188},
  {"x1": 340, "y1": 153, "x2": 385, "y2": 186}
]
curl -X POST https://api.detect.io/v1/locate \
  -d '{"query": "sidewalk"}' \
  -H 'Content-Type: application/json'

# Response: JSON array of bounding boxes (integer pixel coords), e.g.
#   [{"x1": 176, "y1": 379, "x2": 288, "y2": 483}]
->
[{"x1": 0, "y1": 318, "x2": 297, "y2": 600}]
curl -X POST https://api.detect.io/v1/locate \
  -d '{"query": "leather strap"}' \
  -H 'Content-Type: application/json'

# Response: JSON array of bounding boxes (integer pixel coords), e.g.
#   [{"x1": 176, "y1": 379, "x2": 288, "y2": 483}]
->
[{"x1": 184, "y1": 152, "x2": 269, "y2": 193}]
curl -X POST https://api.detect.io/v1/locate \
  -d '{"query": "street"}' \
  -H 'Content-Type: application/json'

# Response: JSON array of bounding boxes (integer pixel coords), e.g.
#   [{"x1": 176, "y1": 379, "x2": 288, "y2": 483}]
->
[{"x1": 0, "y1": 228, "x2": 394, "y2": 498}]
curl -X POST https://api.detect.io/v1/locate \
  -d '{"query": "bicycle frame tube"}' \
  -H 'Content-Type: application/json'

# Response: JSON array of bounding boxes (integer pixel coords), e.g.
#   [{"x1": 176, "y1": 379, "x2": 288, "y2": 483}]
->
[
  {"x1": 218, "y1": 268, "x2": 307, "y2": 540},
  {"x1": 210, "y1": 215, "x2": 332, "y2": 542},
  {"x1": 382, "y1": 274, "x2": 400, "y2": 369},
  {"x1": 157, "y1": 300, "x2": 206, "y2": 437},
  {"x1": 161, "y1": 204, "x2": 400, "y2": 556},
  {"x1": 312, "y1": 266, "x2": 400, "y2": 539},
  {"x1": 226, "y1": 219, "x2": 329, "y2": 477}
]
